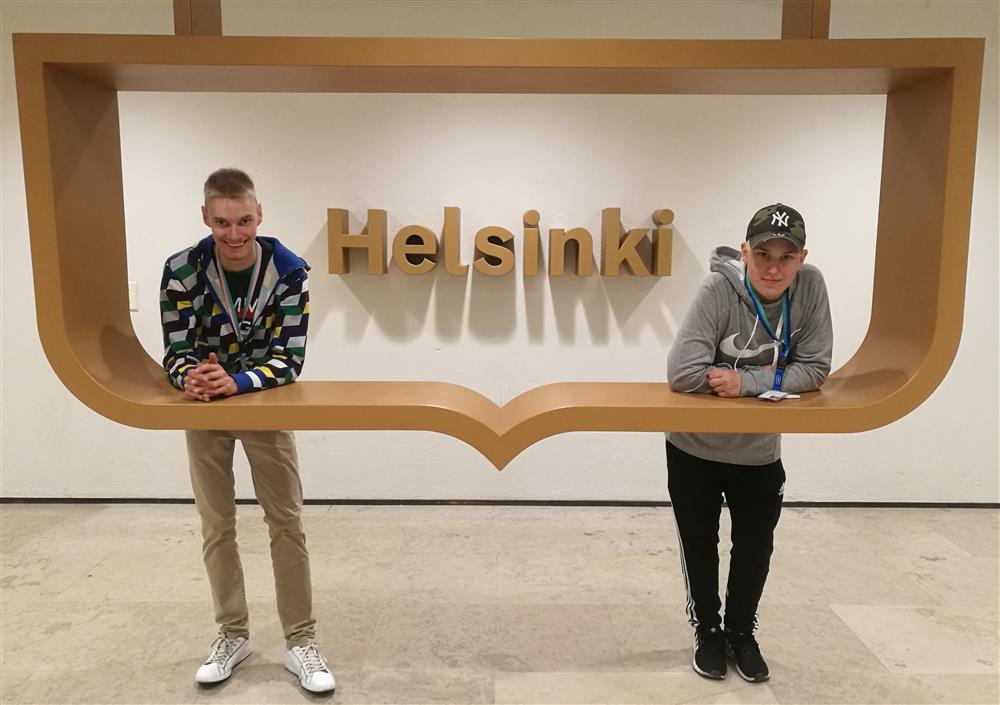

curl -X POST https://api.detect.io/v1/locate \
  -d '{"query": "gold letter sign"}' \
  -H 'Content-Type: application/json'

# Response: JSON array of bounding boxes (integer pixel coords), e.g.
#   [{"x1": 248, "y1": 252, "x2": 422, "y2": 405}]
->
[{"x1": 328, "y1": 207, "x2": 675, "y2": 277}]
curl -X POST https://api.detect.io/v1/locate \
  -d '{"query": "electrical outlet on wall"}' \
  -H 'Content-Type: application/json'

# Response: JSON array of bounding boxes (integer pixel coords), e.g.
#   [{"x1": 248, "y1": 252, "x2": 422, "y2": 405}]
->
[{"x1": 128, "y1": 281, "x2": 138, "y2": 311}]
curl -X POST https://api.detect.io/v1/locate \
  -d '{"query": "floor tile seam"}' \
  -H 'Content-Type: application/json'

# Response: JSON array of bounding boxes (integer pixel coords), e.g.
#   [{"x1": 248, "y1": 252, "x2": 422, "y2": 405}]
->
[
  {"x1": 494, "y1": 549, "x2": 500, "y2": 604},
  {"x1": 897, "y1": 570, "x2": 1000, "y2": 612},
  {"x1": 598, "y1": 602, "x2": 630, "y2": 671},
  {"x1": 360, "y1": 609, "x2": 628, "y2": 664},
  {"x1": 482, "y1": 671, "x2": 498, "y2": 705},
  {"x1": 763, "y1": 584, "x2": 943, "y2": 609},
  {"x1": 394, "y1": 550, "x2": 502, "y2": 565},
  {"x1": 953, "y1": 544, "x2": 1000, "y2": 560},
  {"x1": 352, "y1": 596, "x2": 389, "y2": 670},
  {"x1": 871, "y1": 528, "x2": 979, "y2": 561},
  {"x1": 909, "y1": 556, "x2": 1000, "y2": 589},
  {"x1": 496, "y1": 602, "x2": 677, "y2": 610},
  {"x1": 677, "y1": 680, "x2": 763, "y2": 705},
  {"x1": 351, "y1": 664, "x2": 500, "y2": 676},
  {"x1": 489, "y1": 667, "x2": 782, "y2": 700},
  {"x1": 331, "y1": 592, "x2": 498, "y2": 604},
  {"x1": 352, "y1": 602, "x2": 686, "y2": 616},
  {"x1": 831, "y1": 600, "x2": 998, "y2": 616},
  {"x1": 492, "y1": 668, "x2": 712, "y2": 675},
  {"x1": 370, "y1": 601, "x2": 678, "y2": 609},
  {"x1": 349, "y1": 532, "x2": 410, "y2": 587},
  {"x1": 827, "y1": 603, "x2": 924, "y2": 679},
  {"x1": 496, "y1": 596, "x2": 681, "y2": 606},
  {"x1": 876, "y1": 556, "x2": 996, "y2": 586},
  {"x1": 771, "y1": 599, "x2": 942, "y2": 611},
  {"x1": 0, "y1": 598, "x2": 207, "y2": 611},
  {"x1": 33, "y1": 550, "x2": 117, "y2": 601},
  {"x1": 0, "y1": 664, "x2": 36, "y2": 695},
  {"x1": 0, "y1": 532, "x2": 63, "y2": 553}
]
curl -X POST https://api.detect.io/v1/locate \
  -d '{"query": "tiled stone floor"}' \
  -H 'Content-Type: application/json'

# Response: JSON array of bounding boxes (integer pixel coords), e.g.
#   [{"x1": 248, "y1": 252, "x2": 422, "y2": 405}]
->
[{"x1": 1, "y1": 504, "x2": 997, "y2": 704}]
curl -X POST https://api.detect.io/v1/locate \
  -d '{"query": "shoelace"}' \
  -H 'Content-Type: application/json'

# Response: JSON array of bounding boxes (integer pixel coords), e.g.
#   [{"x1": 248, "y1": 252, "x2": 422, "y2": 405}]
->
[
  {"x1": 294, "y1": 644, "x2": 328, "y2": 675},
  {"x1": 207, "y1": 636, "x2": 239, "y2": 666}
]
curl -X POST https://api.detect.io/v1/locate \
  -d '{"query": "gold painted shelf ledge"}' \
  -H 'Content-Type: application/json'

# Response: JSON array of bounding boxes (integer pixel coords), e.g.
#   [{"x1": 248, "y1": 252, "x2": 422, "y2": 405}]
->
[
  {"x1": 91, "y1": 366, "x2": 911, "y2": 469},
  {"x1": 12, "y1": 35, "x2": 984, "y2": 468}
]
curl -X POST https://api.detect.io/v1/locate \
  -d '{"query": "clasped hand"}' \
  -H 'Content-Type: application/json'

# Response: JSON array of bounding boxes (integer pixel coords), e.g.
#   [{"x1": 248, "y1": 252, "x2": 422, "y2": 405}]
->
[
  {"x1": 183, "y1": 352, "x2": 237, "y2": 402},
  {"x1": 707, "y1": 367, "x2": 742, "y2": 398}
]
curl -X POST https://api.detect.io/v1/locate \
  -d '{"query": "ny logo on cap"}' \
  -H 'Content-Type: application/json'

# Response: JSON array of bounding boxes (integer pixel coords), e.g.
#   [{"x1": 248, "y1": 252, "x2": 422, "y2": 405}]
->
[{"x1": 771, "y1": 211, "x2": 789, "y2": 228}]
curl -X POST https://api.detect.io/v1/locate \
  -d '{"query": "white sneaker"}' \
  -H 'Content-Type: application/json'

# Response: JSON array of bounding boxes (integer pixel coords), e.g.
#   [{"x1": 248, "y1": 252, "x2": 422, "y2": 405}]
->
[
  {"x1": 284, "y1": 643, "x2": 336, "y2": 693},
  {"x1": 195, "y1": 634, "x2": 251, "y2": 684}
]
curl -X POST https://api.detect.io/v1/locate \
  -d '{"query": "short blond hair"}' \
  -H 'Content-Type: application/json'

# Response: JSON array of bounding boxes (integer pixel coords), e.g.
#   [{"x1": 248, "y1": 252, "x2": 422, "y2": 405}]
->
[{"x1": 203, "y1": 168, "x2": 257, "y2": 204}]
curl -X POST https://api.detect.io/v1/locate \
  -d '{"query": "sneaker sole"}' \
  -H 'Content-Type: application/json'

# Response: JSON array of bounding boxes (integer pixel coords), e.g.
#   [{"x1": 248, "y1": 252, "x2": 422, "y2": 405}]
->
[
  {"x1": 726, "y1": 646, "x2": 768, "y2": 683},
  {"x1": 283, "y1": 658, "x2": 336, "y2": 694},
  {"x1": 732, "y1": 663, "x2": 769, "y2": 683},
  {"x1": 196, "y1": 645, "x2": 252, "y2": 685}
]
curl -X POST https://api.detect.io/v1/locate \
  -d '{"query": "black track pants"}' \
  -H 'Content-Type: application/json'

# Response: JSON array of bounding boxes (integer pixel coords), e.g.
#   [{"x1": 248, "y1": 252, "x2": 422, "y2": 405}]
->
[{"x1": 666, "y1": 440, "x2": 785, "y2": 634}]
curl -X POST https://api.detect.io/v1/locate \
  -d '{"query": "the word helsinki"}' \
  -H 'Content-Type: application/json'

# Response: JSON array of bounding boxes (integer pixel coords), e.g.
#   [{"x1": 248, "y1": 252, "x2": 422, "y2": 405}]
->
[{"x1": 328, "y1": 207, "x2": 674, "y2": 277}]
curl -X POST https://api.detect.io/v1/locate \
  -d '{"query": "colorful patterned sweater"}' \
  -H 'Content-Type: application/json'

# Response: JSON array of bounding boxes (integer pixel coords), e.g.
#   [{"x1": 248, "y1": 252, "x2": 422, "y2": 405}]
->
[{"x1": 159, "y1": 235, "x2": 310, "y2": 395}]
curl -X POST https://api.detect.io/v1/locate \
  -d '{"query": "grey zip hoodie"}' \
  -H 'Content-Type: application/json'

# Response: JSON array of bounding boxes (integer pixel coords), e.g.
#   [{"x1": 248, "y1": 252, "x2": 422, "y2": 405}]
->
[{"x1": 666, "y1": 246, "x2": 833, "y2": 465}]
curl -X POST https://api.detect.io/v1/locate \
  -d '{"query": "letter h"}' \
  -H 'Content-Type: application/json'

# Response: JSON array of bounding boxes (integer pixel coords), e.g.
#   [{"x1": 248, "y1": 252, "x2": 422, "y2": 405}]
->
[{"x1": 328, "y1": 208, "x2": 388, "y2": 274}]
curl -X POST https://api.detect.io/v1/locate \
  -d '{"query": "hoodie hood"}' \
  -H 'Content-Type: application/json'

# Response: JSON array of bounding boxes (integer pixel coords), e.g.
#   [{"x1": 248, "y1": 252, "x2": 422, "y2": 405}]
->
[{"x1": 196, "y1": 234, "x2": 309, "y2": 279}]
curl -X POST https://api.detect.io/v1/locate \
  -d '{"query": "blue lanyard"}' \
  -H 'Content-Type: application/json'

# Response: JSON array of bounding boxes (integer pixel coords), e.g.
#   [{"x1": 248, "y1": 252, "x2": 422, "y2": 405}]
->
[{"x1": 743, "y1": 276, "x2": 791, "y2": 391}]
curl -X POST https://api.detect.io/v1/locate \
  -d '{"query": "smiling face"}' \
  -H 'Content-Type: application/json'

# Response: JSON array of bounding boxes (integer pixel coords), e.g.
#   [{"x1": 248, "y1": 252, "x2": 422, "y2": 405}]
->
[
  {"x1": 202, "y1": 195, "x2": 262, "y2": 271},
  {"x1": 741, "y1": 238, "x2": 807, "y2": 303}
]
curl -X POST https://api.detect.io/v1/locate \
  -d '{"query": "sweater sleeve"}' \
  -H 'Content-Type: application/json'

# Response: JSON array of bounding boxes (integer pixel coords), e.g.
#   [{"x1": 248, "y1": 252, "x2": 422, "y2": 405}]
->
[
  {"x1": 667, "y1": 275, "x2": 725, "y2": 394},
  {"x1": 159, "y1": 261, "x2": 203, "y2": 391},
  {"x1": 230, "y1": 269, "x2": 309, "y2": 394}
]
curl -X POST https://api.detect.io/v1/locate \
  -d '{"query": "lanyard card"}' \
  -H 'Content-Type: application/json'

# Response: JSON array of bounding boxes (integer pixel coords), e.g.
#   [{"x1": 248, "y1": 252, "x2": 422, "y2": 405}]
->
[{"x1": 757, "y1": 389, "x2": 800, "y2": 402}]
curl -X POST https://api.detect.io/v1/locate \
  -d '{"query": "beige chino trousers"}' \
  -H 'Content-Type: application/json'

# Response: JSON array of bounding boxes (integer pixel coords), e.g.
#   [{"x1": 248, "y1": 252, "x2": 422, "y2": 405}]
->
[{"x1": 186, "y1": 429, "x2": 315, "y2": 648}]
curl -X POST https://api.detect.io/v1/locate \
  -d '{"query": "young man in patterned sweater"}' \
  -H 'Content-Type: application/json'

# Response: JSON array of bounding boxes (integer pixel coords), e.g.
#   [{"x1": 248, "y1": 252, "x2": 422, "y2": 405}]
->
[{"x1": 159, "y1": 168, "x2": 334, "y2": 694}]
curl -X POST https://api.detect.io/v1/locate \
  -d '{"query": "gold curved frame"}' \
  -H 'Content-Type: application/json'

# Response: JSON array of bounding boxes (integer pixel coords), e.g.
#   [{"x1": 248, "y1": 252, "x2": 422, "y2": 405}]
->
[{"x1": 12, "y1": 35, "x2": 983, "y2": 469}]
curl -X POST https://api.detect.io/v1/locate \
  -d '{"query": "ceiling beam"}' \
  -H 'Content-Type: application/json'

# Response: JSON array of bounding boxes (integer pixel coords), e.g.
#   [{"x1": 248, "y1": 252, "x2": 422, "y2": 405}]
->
[
  {"x1": 173, "y1": 0, "x2": 222, "y2": 36},
  {"x1": 782, "y1": 0, "x2": 831, "y2": 39}
]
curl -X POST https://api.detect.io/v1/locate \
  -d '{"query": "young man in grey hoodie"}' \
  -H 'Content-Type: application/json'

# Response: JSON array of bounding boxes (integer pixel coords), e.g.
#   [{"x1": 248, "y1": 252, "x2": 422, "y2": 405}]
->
[{"x1": 666, "y1": 203, "x2": 833, "y2": 683}]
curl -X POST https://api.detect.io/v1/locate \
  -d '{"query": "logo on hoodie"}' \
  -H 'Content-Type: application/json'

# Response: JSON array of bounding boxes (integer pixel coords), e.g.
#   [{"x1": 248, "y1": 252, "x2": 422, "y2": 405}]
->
[
  {"x1": 719, "y1": 327, "x2": 803, "y2": 363},
  {"x1": 719, "y1": 334, "x2": 779, "y2": 360}
]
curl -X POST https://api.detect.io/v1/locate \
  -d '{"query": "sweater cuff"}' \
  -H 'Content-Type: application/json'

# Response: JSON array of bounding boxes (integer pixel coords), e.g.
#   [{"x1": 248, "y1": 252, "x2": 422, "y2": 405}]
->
[
  {"x1": 231, "y1": 371, "x2": 256, "y2": 394},
  {"x1": 176, "y1": 367, "x2": 193, "y2": 391},
  {"x1": 740, "y1": 368, "x2": 767, "y2": 397}
]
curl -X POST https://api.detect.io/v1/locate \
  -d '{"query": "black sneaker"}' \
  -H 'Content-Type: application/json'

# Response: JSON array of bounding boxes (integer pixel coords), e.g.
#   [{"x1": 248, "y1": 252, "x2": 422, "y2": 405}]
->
[
  {"x1": 726, "y1": 630, "x2": 770, "y2": 682},
  {"x1": 692, "y1": 625, "x2": 727, "y2": 679}
]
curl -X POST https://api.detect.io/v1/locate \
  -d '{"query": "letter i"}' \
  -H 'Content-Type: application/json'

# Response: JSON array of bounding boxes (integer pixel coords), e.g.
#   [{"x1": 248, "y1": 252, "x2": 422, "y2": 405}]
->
[
  {"x1": 523, "y1": 210, "x2": 541, "y2": 277},
  {"x1": 652, "y1": 209, "x2": 673, "y2": 276}
]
